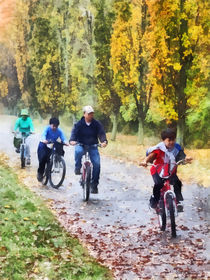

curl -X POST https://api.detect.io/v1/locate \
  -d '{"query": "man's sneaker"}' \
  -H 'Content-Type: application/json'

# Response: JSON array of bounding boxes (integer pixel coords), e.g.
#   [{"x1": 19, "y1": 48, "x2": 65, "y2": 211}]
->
[
  {"x1": 149, "y1": 195, "x2": 157, "y2": 209},
  {"x1": 91, "y1": 182, "x2": 98, "y2": 194},
  {"x1": 79, "y1": 178, "x2": 84, "y2": 187},
  {"x1": 37, "y1": 172, "x2": 43, "y2": 182},
  {"x1": 75, "y1": 168, "x2": 81, "y2": 175},
  {"x1": 177, "y1": 202, "x2": 184, "y2": 212},
  {"x1": 26, "y1": 158, "x2": 31, "y2": 165},
  {"x1": 16, "y1": 148, "x2": 20, "y2": 153}
]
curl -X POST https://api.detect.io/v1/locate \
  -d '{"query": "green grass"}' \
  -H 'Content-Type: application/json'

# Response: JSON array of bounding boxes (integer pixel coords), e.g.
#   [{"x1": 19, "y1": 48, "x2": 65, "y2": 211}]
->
[{"x1": 0, "y1": 165, "x2": 112, "y2": 280}]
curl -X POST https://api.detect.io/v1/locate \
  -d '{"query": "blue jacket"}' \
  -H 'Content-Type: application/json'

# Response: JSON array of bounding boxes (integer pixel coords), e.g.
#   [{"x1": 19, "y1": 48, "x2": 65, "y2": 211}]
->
[
  {"x1": 70, "y1": 117, "x2": 107, "y2": 145},
  {"x1": 41, "y1": 126, "x2": 66, "y2": 143}
]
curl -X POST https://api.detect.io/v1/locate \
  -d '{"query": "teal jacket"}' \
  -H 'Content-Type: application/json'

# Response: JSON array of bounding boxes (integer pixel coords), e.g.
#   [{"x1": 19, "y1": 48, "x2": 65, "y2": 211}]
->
[{"x1": 14, "y1": 117, "x2": 34, "y2": 134}]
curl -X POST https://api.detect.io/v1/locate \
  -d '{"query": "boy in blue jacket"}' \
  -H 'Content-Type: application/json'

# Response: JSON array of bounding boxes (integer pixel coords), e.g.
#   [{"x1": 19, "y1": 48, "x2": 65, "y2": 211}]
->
[{"x1": 37, "y1": 118, "x2": 68, "y2": 182}]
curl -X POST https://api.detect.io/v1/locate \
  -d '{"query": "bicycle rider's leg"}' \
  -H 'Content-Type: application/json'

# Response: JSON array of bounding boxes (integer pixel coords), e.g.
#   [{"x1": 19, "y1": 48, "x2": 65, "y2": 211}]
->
[
  {"x1": 75, "y1": 145, "x2": 85, "y2": 175},
  {"x1": 170, "y1": 174, "x2": 183, "y2": 202},
  {"x1": 25, "y1": 135, "x2": 31, "y2": 164},
  {"x1": 89, "y1": 146, "x2": 100, "y2": 187},
  {"x1": 151, "y1": 172, "x2": 164, "y2": 207},
  {"x1": 37, "y1": 142, "x2": 49, "y2": 180}
]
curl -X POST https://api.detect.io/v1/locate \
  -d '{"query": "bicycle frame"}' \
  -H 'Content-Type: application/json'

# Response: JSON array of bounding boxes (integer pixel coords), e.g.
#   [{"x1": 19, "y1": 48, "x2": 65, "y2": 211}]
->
[
  {"x1": 20, "y1": 134, "x2": 27, "y2": 157},
  {"x1": 81, "y1": 147, "x2": 92, "y2": 182}
]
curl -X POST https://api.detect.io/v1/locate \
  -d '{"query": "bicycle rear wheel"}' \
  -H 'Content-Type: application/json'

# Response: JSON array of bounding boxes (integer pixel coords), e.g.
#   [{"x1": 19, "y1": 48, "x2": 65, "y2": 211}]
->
[
  {"x1": 49, "y1": 154, "x2": 66, "y2": 189},
  {"x1": 167, "y1": 195, "x2": 176, "y2": 238},
  {"x1": 20, "y1": 145, "x2": 25, "y2": 168},
  {"x1": 157, "y1": 199, "x2": 166, "y2": 231},
  {"x1": 83, "y1": 165, "x2": 91, "y2": 202}
]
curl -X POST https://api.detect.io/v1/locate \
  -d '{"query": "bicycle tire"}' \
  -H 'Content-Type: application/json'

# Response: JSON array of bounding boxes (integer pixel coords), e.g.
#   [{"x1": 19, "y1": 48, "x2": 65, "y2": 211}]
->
[
  {"x1": 83, "y1": 165, "x2": 91, "y2": 202},
  {"x1": 49, "y1": 154, "x2": 66, "y2": 189},
  {"x1": 42, "y1": 162, "x2": 50, "y2": 185},
  {"x1": 158, "y1": 199, "x2": 166, "y2": 231},
  {"x1": 21, "y1": 145, "x2": 25, "y2": 168},
  {"x1": 167, "y1": 195, "x2": 176, "y2": 238}
]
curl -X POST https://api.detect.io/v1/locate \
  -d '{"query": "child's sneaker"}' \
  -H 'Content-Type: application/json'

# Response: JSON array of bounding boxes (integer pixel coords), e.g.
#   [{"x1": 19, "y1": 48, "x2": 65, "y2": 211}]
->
[
  {"x1": 177, "y1": 201, "x2": 184, "y2": 212},
  {"x1": 149, "y1": 195, "x2": 157, "y2": 209}
]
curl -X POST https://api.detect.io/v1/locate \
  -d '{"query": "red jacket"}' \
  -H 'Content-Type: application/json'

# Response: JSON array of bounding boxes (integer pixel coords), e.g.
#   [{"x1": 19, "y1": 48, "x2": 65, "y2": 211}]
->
[{"x1": 147, "y1": 142, "x2": 186, "y2": 178}]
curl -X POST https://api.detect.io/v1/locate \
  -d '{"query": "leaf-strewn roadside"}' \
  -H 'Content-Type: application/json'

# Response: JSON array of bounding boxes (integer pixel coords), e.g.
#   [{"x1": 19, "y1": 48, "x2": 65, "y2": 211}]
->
[{"x1": 0, "y1": 164, "x2": 112, "y2": 280}]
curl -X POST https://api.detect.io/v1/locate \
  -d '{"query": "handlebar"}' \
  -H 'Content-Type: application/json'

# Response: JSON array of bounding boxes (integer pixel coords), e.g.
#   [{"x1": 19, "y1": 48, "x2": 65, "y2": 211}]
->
[
  {"x1": 13, "y1": 131, "x2": 33, "y2": 137},
  {"x1": 46, "y1": 140, "x2": 65, "y2": 145},
  {"x1": 76, "y1": 143, "x2": 102, "y2": 148},
  {"x1": 140, "y1": 159, "x2": 187, "y2": 168}
]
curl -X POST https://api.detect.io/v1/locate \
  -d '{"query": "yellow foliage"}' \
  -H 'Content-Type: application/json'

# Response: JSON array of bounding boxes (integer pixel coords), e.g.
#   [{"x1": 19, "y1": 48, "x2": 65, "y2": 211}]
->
[
  {"x1": 0, "y1": 77, "x2": 8, "y2": 97},
  {"x1": 111, "y1": 1, "x2": 142, "y2": 90}
]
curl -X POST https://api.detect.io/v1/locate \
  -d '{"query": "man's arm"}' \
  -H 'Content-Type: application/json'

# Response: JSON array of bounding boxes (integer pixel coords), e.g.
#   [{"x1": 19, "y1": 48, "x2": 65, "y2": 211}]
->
[
  {"x1": 69, "y1": 123, "x2": 78, "y2": 145},
  {"x1": 97, "y1": 121, "x2": 108, "y2": 145}
]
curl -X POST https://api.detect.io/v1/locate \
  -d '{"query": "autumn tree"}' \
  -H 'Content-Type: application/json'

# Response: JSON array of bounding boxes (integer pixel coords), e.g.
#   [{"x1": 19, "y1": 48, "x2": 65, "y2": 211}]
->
[
  {"x1": 93, "y1": 0, "x2": 121, "y2": 140},
  {"x1": 111, "y1": 0, "x2": 153, "y2": 144},
  {"x1": 0, "y1": 44, "x2": 21, "y2": 112},
  {"x1": 12, "y1": 0, "x2": 31, "y2": 107},
  {"x1": 146, "y1": 0, "x2": 209, "y2": 145}
]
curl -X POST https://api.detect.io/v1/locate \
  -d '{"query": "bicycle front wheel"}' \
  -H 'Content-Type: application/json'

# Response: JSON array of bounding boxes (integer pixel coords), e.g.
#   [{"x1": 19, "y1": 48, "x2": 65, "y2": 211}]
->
[
  {"x1": 49, "y1": 154, "x2": 66, "y2": 189},
  {"x1": 157, "y1": 199, "x2": 166, "y2": 231},
  {"x1": 20, "y1": 146, "x2": 25, "y2": 168},
  {"x1": 167, "y1": 195, "x2": 176, "y2": 238},
  {"x1": 83, "y1": 165, "x2": 91, "y2": 202}
]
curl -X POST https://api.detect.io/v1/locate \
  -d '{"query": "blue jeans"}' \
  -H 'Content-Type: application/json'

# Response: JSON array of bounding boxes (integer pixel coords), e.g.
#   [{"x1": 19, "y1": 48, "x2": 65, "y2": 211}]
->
[{"x1": 75, "y1": 145, "x2": 100, "y2": 185}]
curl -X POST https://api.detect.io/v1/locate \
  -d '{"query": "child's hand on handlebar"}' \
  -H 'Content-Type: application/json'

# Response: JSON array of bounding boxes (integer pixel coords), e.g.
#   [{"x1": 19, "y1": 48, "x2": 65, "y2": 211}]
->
[
  {"x1": 139, "y1": 161, "x2": 148, "y2": 167},
  {"x1": 42, "y1": 140, "x2": 48, "y2": 144},
  {"x1": 185, "y1": 156, "x2": 193, "y2": 163}
]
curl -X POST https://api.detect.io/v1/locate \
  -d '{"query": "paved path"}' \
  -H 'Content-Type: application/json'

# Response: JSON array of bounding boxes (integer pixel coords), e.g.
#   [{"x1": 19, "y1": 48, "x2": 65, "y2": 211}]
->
[{"x1": 1, "y1": 115, "x2": 209, "y2": 279}]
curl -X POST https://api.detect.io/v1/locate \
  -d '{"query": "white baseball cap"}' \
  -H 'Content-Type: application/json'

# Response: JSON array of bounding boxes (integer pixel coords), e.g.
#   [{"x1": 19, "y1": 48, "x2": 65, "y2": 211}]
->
[{"x1": 83, "y1": 105, "x2": 94, "y2": 114}]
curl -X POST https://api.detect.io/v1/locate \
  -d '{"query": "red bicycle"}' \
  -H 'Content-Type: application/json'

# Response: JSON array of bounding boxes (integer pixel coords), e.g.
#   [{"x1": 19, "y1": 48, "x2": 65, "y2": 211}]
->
[
  {"x1": 77, "y1": 143, "x2": 101, "y2": 201},
  {"x1": 149, "y1": 160, "x2": 185, "y2": 238}
]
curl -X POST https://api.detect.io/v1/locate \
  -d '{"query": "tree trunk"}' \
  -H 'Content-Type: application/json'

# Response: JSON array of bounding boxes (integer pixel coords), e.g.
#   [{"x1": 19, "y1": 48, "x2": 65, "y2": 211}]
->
[
  {"x1": 176, "y1": 0, "x2": 188, "y2": 147},
  {"x1": 137, "y1": 118, "x2": 144, "y2": 145},
  {"x1": 110, "y1": 113, "x2": 118, "y2": 141},
  {"x1": 177, "y1": 118, "x2": 185, "y2": 146}
]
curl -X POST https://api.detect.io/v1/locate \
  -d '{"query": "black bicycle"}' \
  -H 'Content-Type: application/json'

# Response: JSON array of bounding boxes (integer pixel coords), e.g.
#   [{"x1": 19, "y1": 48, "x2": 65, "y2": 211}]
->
[
  {"x1": 42, "y1": 141, "x2": 66, "y2": 188},
  {"x1": 78, "y1": 144, "x2": 101, "y2": 201},
  {"x1": 13, "y1": 132, "x2": 32, "y2": 168}
]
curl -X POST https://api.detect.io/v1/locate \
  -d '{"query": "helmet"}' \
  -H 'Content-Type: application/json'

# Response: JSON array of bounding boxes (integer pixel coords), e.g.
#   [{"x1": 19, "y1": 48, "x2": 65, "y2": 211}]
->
[{"x1": 20, "y1": 109, "x2": 29, "y2": 116}]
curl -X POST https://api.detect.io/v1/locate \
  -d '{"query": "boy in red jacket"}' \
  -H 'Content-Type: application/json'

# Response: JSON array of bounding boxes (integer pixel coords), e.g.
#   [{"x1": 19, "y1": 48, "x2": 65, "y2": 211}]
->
[{"x1": 140, "y1": 129, "x2": 192, "y2": 212}]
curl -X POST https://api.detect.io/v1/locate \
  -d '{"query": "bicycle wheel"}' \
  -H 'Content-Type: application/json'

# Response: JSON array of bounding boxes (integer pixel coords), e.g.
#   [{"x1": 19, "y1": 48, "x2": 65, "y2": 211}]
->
[
  {"x1": 83, "y1": 165, "x2": 91, "y2": 202},
  {"x1": 167, "y1": 195, "x2": 176, "y2": 238},
  {"x1": 20, "y1": 145, "x2": 25, "y2": 168},
  {"x1": 49, "y1": 154, "x2": 66, "y2": 189},
  {"x1": 42, "y1": 162, "x2": 50, "y2": 185},
  {"x1": 157, "y1": 199, "x2": 166, "y2": 231}
]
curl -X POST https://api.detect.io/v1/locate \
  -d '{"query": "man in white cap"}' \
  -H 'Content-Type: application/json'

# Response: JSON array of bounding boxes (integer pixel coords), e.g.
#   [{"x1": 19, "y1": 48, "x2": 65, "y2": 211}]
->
[{"x1": 70, "y1": 105, "x2": 108, "y2": 193}]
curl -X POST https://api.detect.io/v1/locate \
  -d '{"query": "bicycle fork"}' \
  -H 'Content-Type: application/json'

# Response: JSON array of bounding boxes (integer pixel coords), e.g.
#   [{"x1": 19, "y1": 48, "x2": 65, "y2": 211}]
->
[{"x1": 164, "y1": 190, "x2": 178, "y2": 217}]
